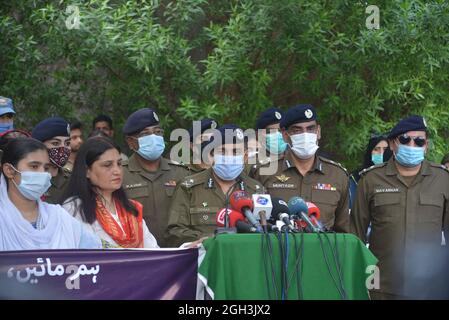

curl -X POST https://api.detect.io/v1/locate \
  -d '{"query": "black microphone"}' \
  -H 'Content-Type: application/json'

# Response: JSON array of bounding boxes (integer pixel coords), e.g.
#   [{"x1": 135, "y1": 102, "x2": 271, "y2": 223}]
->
[
  {"x1": 236, "y1": 220, "x2": 260, "y2": 233},
  {"x1": 271, "y1": 197, "x2": 293, "y2": 230}
]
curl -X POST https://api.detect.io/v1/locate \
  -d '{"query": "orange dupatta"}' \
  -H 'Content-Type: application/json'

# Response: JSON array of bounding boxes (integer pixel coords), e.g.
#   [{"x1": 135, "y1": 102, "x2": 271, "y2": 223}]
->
[{"x1": 95, "y1": 197, "x2": 144, "y2": 248}]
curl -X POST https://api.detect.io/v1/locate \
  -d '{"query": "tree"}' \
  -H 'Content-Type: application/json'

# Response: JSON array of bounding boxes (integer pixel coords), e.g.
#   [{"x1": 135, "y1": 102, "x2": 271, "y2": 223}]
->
[{"x1": 1, "y1": 0, "x2": 448, "y2": 169}]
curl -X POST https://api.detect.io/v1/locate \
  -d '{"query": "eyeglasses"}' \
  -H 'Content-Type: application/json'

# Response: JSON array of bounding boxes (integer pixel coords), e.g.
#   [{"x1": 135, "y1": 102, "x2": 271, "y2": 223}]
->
[{"x1": 397, "y1": 133, "x2": 426, "y2": 147}]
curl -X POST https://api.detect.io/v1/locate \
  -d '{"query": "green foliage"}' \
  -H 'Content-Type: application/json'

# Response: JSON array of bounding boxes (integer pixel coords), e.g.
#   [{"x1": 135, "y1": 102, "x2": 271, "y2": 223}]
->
[{"x1": 1, "y1": 0, "x2": 448, "y2": 169}]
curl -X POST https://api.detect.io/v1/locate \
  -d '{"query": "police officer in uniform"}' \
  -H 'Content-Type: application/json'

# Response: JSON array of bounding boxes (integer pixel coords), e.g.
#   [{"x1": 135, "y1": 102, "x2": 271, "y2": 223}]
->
[
  {"x1": 166, "y1": 124, "x2": 264, "y2": 247},
  {"x1": 185, "y1": 118, "x2": 218, "y2": 174},
  {"x1": 246, "y1": 107, "x2": 287, "y2": 177},
  {"x1": 253, "y1": 104, "x2": 350, "y2": 232},
  {"x1": 122, "y1": 108, "x2": 190, "y2": 247},
  {"x1": 351, "y1": 115, "x2": 449, "y2": 299},
  {"x1": 31, "y1": 117, "x2": 71, "y2": 204}
]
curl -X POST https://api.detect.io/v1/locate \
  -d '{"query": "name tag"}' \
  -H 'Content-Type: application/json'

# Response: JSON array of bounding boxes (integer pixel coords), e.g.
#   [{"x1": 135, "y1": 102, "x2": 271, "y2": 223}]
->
[
  {"x1": 375, "y1": 188, "x2": 399, "y2": 193},
  {"x1": 271, "y1": 183, "x2": 296, "y2": 189}
]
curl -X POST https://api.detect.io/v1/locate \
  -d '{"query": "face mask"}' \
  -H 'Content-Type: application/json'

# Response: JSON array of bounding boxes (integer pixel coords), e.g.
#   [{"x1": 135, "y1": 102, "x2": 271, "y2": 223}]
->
[
  {"x1": 0, "y1": 122, "x2": 13, "y2": 134},
  {"x1": 48, "y1": 147, "x2": 70, "y2": 168},
  {"x1": 10, "y1": 166, "x2": 52, "y2": 201},
  {"x1": 290, "y1": 133, "x2": 319, "y2": 159},
  {"x1": 371, "y1": 153, "x2": 384, "y2": 165},
  {"x1": 212, "y1": 154, "x2": 244, "y2": 181},
  {"x1": 395, "y1": 144, "x2": 425, "y2": 167},
  {"x1": 265, "y1": 132, "x2": 287, "y2": 155},
  {"x1": 137, "y1": 134, "x2": 165, "y2": 161}
]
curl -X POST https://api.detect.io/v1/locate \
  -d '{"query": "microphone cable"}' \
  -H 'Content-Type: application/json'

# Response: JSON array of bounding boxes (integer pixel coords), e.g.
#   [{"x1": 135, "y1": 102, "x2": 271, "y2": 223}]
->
[
  {"x1": 276, "y1": 232, "x2": 286, "y2": 300},
  {"x1": 287, "y1": 232, "x2": 304, "y2": 299},
  {"x1": 264, "y1": 230, "x2": 279, "y2": 300},
  {"x1": 284, "y1": 227, "x2": 290, "y2": 299},
  {"x1": 316, "y1": 232, "x2": 346, "y2": 299},
  {"x1": 323, "y1": 232, "x2": 348, "y2": 300}
]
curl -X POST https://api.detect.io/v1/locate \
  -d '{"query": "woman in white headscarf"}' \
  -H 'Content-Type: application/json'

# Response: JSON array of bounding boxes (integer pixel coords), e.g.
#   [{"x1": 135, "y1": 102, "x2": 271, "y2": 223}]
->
[{"x1": 0, "y1": 138, "x2": 101, "y2": 251}]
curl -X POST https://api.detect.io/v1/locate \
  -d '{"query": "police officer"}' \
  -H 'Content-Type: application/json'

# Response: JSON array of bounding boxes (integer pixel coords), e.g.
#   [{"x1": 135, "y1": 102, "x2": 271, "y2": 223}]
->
[
  {"x1": 351, "y1": 115, "x2": 449, "y2": 300},
  {"x1": 166, "y1": 124, "x2": 264, "y2": 247},
  {"x1": 185, "y1": 118, "x2": 218, "y2": 174},
  {"x1": 31, "y1": 117, "x2": 72, "y2": 204},
  {"x1": 246, "y1": 107, "x2": 287, "y2": 177},
  {"x1": 122, "y1": 108, "x2": 190, "y2": 247},
  {"x1": 253, "y1": 104, "x2": 350, "y2": 232}
]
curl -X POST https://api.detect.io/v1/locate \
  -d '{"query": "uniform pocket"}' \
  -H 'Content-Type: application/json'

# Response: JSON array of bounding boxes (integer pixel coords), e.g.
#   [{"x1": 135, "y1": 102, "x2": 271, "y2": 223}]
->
[
  {"x1": 311, "y1": 190, "x2": 340, "y2": 206},
  {"x1": 418, "y1": 194, "x2": 443, "y2": 222},
  {"x1": 189, "y1": 208, "x2": 219, "y2": 226},
  {"x1": 124, "y1": 183, "x2": 149, "y2": 199},
  {"x1": 373, "y1": 193, "x2": 401, "y2": 221}
]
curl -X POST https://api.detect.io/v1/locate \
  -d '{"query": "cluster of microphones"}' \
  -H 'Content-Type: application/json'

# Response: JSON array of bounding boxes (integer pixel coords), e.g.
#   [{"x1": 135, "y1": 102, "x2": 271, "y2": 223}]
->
[{"x1": 216, "y1": 191, "x2": 328, "y2": 234}]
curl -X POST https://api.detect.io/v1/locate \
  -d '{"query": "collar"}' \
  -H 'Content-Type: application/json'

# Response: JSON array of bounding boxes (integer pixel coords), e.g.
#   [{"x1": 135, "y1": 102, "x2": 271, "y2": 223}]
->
[
  {"x1": 282, "y1": 150, "x2": 324, "y2": 174},
  {"x1": 128, "y1": 154, "x2": 170, "y2": 172},
  {"x1": 386, "y1": 158, "x2": 432, "y2": 176}
]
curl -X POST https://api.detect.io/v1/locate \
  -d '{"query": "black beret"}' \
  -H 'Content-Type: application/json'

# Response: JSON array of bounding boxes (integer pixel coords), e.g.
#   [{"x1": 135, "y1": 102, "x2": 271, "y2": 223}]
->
[
  {"x1": 31, "y1": 117, "x2": 70, "y2": 142},
  {"x1": 123, "y1": 108, "x2": 160, "y2": 135},
  {"x1": 387, "y1": 115, "x2": 428, "y2": 139},
  {"x1": 255, "y1": 107, "x2": 283, "y2": 130},
  {"x1": 280, "y1": 104, "x2": 317, "y2": 129},
  {"x1": 210, "y1": 124, "x2": 245, "y2": 146},
  {"x1": 188, "y1": 118, "x2": 218, "y2": 142}
]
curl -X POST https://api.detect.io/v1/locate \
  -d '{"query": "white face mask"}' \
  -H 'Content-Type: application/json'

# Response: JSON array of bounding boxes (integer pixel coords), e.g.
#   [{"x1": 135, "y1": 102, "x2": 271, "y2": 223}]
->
[{"x1": 290, "y1": 133, "x2": 319, "y2": 159}]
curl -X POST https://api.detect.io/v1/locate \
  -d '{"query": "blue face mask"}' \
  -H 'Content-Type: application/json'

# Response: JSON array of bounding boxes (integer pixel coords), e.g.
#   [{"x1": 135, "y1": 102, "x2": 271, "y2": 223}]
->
[
  {"x1": 371, "y1": 153, "x2": 384, "y2": 165},
  {"x1": 136, "y1": 134, "x2": 165, "y2": 161},
  {"x1": 212, "y1": 154, "x2": 244, "y2": 181},
  {"x1": 0, "y1": 122, "x2": 13, "y2": 134},
  {"x1": 11, "y1": 166, "x2": 52, "y2": 201},
  {"x1": 395, "y1": 144, "x2": 425, "y2": 167},
  {"x1": 265, "y1": 132, "x2": 287, "y2": 155}
]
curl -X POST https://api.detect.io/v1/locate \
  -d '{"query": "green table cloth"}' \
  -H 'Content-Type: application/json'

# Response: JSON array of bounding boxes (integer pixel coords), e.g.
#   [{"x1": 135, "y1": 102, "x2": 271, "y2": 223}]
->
[{"x1": 198, "y1": 233, "x2": 378, "y2": 300}]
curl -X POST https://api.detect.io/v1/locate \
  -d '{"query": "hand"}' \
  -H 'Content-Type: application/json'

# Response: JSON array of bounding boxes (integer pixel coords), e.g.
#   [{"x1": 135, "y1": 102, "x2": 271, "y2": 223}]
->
[{"x1": 186, "y1": 237, "x2": 208, "y2": 248}]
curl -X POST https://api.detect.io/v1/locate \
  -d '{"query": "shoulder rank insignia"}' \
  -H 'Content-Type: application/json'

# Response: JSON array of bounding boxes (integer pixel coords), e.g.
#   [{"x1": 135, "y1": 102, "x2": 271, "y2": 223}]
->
[
  {"x1": 182, "y1": 178, "x2": 195, "y2": 188},
  {"x1": 276, "y1": 174, "x2": 290, "y2": 183}
]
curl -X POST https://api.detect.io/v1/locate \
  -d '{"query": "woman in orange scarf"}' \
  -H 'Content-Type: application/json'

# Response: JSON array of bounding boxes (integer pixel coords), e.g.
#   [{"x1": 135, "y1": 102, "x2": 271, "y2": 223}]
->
[{"x1": 61, "y1": 137, "x2": 158, "y2": 248}]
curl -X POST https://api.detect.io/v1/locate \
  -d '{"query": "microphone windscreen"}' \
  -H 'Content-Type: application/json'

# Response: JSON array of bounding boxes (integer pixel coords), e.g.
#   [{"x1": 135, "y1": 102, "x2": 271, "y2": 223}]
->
[
  {"x1": 270, "y1": 197, "x2": 290, "y2": 220},
  {"x1": 307, "y1": 201, "x2": 321, "y2": 220},
  {"x1": 230, "y1": 190, "x2": 254, "y2": 212},
  {"x1": 288, "y1": 196, "x2": 309, "y2": 216},
  {"x1": 216, "y1": 208, "x2": 245, "y2": 227}
]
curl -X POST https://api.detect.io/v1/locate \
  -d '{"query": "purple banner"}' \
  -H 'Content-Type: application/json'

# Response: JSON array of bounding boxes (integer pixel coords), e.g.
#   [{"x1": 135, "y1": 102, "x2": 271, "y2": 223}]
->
[{"x1": 0, "y1": 248, "x2": 198, "y2": 300}]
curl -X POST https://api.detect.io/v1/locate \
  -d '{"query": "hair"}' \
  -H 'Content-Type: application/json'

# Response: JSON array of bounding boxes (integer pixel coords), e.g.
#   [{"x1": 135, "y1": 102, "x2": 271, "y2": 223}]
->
[
  {"x1": 92, "y1": 114, "x2": 113, "y2": 130},
  {"x1": 88, "y1": 129, "x2": 109, "y2": 139},
  {"x1": 1, "y1": 137, "x2": 47, "y2": 168},
  {"x1": 60, "y1": 136, "x2": 137, "y2": 224},
  {"x1": 70, "y1": 120, "x2": 83, "y2": 131}
]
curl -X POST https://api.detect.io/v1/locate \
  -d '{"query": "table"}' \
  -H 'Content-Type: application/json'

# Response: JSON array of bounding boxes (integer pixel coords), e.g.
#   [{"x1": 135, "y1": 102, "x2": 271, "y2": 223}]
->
[{"x1": 198, "y1": 233, "x2": 377, "y2": 300}]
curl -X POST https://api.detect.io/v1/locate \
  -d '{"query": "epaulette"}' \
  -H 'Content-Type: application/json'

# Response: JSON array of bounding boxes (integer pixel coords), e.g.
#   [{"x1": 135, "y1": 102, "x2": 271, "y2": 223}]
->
[
  {"x1": 180, "y1": 170, "x2": 210, "y2": 189},
  {"x1": 359, "y1": 162, "x2": 387, "y2": 176},
  {"x1": 430, "y1": 163, "x2": 449, "y2": 174},
  {"x1": 168, "y1": 159, "x2": 187, "y2": 167},
  {"x1": 121, "y1": 158, "x2": 129, "y2": 166},
  {"x1": 319, "y1": 156, "x2": 349, "y2": 176}
]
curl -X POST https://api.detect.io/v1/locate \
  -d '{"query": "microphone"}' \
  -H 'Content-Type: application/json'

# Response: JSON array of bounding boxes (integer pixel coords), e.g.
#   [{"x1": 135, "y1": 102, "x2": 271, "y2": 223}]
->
[
  {"x1": 230, "y1": 190, "x2": 263, "y2": 232},
  {"x1": 236, "y1": 220, "x2": 260, "y2": 233},
  {"x1": 216, "y1": 208, "x2": 245, "y2": 228},
  {"x1": 252, "y1": 194, "x2": 273, "y2": 221},
  {"x1": 306, "y1": 202, "x2": 326, "y2": 232},
  {"x1": 288, "y1": 196, "x2": 320, "y2": 233},
  {"x1": 271, "y1": 197, "x2": 293, "y2": 231}
]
